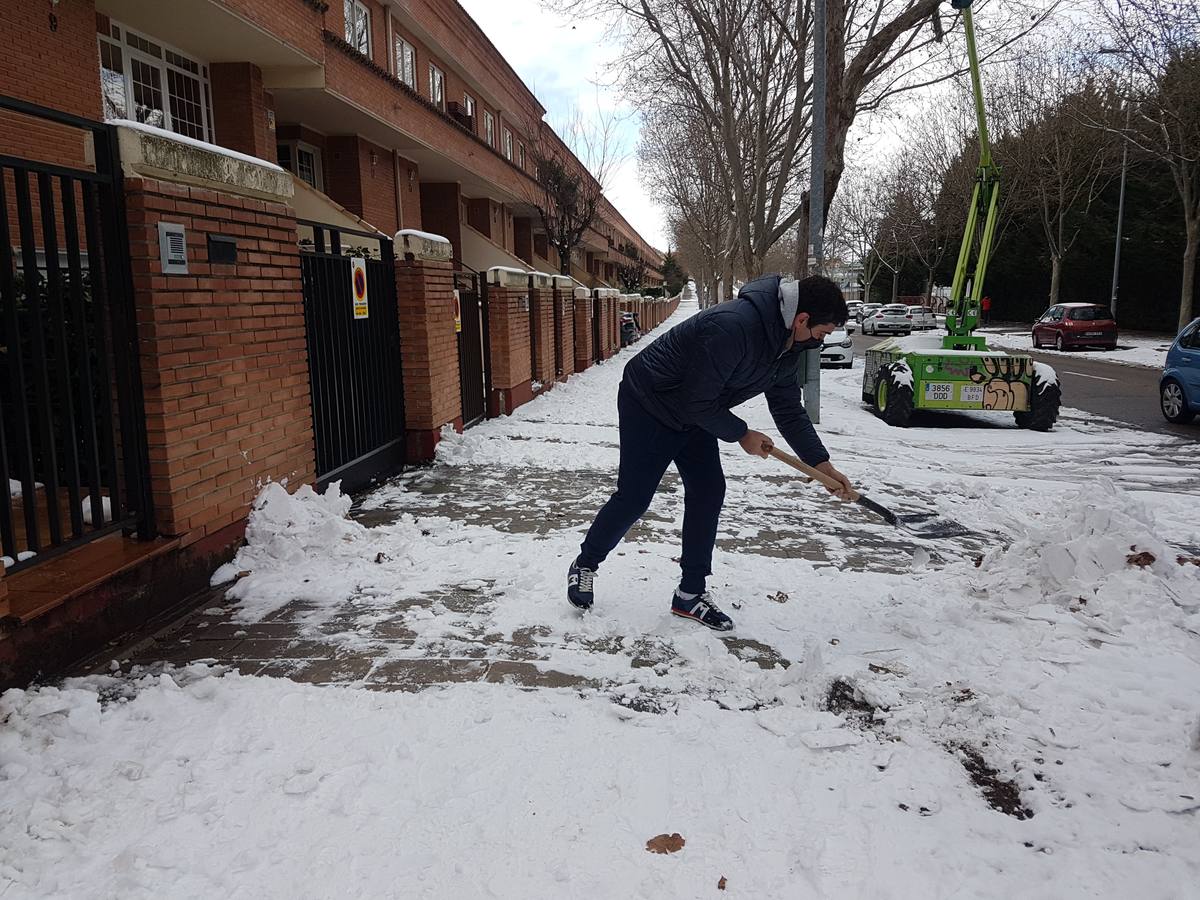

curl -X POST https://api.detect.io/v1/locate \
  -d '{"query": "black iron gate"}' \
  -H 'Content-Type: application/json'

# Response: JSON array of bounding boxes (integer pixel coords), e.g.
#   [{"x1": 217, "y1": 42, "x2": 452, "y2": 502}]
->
[
  {"x1": 299, "y1": 221, "x2": 405, "y2": 491},
  {"x1": 552, "y1": 286, "x2": 564, "y2": 378},
  {"x1": 0, "y1": 96, "x2": 152, "y2": 575},
  {"x1": 455, "y1": 269, "x2": 489, "y2": 427}
]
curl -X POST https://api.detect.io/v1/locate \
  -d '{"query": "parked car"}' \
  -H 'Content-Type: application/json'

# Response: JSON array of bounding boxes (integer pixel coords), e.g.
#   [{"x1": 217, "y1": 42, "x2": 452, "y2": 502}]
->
[
  {"x1": 1160, "y1": 317, "x2": 1200, "y2": 424},
  {"x1": 1032, "y1": 303, "x2": 1118, "y2": 351},
  {"x1": 857, "y1": 303, "x2": 882, "y2": 325},
  {"x1": 907, "y1": 305, "x2": 937, "y2": 330},
  {"x1": 820, "y1": 328, "x2": 855, "y2": 368},
  {"x1": 619, "y1": 312, "x2": 640, "y2": 347},
  {"x1": 844, "y1": 301, "x2": 862, "y2": 332},
  {"x1": 862, "y1": 303, "x2": 913, "y2": 336}
]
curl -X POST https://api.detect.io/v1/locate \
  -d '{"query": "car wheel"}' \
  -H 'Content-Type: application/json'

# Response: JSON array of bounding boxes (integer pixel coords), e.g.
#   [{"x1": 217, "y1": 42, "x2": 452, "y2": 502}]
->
[
  {"x1": 1031, "y1": 332, "x2": 1041, "y2": 349},
  {"x1": 1055, "y1": 333, "x2": 1065, "y2": 351},
  {"x1": 1015, "y1": 367, "x2": 1062, "y2": 431},
  {"x1": 874, "y1": 365, "x2": 914, "y2": 427},
  {"x1": 1160, "y1": 379, "x2": 1195, "y2": 424}
]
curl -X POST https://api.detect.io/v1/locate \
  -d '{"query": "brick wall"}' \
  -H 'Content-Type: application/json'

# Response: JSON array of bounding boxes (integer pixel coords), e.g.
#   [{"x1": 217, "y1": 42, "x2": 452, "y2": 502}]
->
[
  {"x1": 125, "y1": 177, "x2": 316, "y2": 543},
  {"x1": 486, "y1": 286, "x2": 532, "y2": 416},
  {"x1": 573, "y1": 295, "x2": 593, "y2": 372},
  {"x1": 529, "y1": 288, "x2": 556, "y2": 387},
  {"x1": 395, "y1": 257, "x2": 462, "y2": 460},
  {"x1": 396, "y1": 155, "x2": 421, "y2": 229},
  {"x1": 0, "y1": 0, "x2": 101, "y2": 167},
  {"x1": 323, "y1": 135, "x2": 400, "y2": 236}
]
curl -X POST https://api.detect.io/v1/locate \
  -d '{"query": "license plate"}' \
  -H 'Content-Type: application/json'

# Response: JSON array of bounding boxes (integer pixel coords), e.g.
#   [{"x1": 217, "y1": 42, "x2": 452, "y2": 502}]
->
[
  {"x1": 924, "y1": 382, "x2": 953, "y2": 402},
  {"x1": 960, "y1": 385, "x2": 984, "y2": 403},
  {"x1": 1085, "y1": 331, "x2": 1103, "y2": 336}
]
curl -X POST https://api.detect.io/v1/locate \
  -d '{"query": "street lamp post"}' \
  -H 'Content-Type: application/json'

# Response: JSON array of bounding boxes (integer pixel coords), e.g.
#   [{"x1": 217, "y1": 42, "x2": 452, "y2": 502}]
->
[{"x1": 1100, "y1": 47, "x2": 1133, "y2": 320}]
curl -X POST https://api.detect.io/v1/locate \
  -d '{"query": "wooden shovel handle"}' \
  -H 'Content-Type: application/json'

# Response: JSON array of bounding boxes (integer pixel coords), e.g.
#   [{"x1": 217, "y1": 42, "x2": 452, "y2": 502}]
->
[{"x1": 768, "y1": 447, "x2": 861, "y2": 501}]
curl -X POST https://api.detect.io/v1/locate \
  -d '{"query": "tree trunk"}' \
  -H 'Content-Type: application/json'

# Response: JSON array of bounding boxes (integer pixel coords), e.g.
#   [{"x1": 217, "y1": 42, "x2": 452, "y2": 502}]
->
[
  {"x1": 1181, "y1": 217, "x2": 1198, "y2": 330},
  {"x1": 1049, "y1": 255, "x2": 1062, "y2": 305}
]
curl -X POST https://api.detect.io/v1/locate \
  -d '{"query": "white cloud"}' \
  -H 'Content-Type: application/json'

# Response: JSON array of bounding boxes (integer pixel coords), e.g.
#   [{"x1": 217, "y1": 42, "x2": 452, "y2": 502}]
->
[{"x1": 458, "y1": 0, "x2": 669, "y2": 250}]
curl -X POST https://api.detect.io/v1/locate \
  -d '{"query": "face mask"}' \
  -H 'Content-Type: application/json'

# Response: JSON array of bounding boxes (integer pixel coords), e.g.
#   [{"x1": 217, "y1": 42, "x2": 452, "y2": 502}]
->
[{"x1": 793, "y1": 335, "x2": 824, "y2": 351}]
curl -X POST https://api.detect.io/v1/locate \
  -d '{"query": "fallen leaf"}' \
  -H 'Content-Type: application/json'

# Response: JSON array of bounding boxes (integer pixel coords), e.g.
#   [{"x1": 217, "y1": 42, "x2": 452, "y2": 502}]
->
[
  {"x1": 718, "y1": 876, "x2": 728, "y2": 890},
  {"x1": 645, "y1": 833, "x2": 685, "y2": 854},
  {"x1": 767, "y1": 590, "x2": 789, "y2": 604},
  {"x1": 1126, "y1": 551, "x2": 1156, "y2": 568}
]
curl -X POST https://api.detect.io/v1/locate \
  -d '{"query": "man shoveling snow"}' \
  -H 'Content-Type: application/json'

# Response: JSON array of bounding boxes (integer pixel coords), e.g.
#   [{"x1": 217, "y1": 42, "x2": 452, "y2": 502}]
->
[{"x1": 568, "y1": 275, "x2": 853, "y2": 630}]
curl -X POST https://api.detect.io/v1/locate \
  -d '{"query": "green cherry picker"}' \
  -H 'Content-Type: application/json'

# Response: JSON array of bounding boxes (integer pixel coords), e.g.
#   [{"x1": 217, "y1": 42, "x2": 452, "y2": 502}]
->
[{"x1": 861, "y1": 0, "x2": 1062, "y2": 430}]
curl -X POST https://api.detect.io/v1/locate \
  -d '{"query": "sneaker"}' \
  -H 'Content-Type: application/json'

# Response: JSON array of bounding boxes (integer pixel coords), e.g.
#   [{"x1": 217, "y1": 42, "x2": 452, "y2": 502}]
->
[
  {"x1": 567, "y1": 558, "x2": 596, "y2": 610},
  {"x1": 670, "y1": 591, "x2": 734, "y2": 631}
]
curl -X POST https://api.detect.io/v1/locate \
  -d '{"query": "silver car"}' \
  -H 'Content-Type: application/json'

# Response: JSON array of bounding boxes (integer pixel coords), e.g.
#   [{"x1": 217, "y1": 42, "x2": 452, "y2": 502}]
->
[
  {"x1": 907, "y1": 305, "x2": 937, "y2": 330},
  {"x1": 862, "y1": 303, "x2": 913, "y2": 335}
]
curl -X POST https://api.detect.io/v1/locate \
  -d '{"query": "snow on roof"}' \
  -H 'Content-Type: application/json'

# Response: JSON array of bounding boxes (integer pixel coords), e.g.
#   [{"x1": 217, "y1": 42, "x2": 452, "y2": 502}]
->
[
  {"x1": 107, "y1": 119, "x2": 285, "y2": 172},
  {"x1": 872, "y1": 333, "x2": 1019, "y2": 357}
]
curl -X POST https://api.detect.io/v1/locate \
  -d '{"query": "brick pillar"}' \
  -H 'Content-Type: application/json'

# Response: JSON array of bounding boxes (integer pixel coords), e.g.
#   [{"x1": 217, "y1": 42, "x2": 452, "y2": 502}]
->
[
  {"x1": 553, "y1": 278, "x2": 575, "y2": 380},
  {"x1": 486, "y1": 270, "x2": 533, "y2": 416},
  {"x1": 573, "y1": 290, "x2": 592, "y2": 372},
  {"x1": 395, "y1": 231, "x2": 461, "y2": 461},
  {"x1": 0, "y1": 569, "x2": 8, "y2": 619},
  {"x1": 529, "y1": 277, "x2": 556, "y2": 388},
  {"x1": 210, "y1": 63, "x2": 275, "y2": 162},
  {"x1": 419, "y1": 182, "x2": 463, "y2": 265},
  {"x1": 115, "y1": 124, "x2": 315, "y2": 546}
]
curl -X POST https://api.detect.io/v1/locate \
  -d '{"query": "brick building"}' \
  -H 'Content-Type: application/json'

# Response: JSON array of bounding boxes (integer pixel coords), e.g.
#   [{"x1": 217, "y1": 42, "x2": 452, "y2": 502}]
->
[{"x1": 0, "y1": 0, "x2": 678, "y2": 685}]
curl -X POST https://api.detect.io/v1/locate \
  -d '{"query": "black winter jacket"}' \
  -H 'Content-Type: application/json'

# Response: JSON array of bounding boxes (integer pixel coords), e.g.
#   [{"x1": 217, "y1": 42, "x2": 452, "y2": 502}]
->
[{"x1": 623, "y1": 275, "x2": 830, "y2": 466}]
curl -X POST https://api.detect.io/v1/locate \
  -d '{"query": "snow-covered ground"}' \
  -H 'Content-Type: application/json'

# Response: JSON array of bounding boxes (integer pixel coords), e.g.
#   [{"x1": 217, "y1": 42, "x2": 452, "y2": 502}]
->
[
  {"x1": 984, "y1": 328, "x2": 1176, "y2": 370},
  {"x1": 3, "y1": 301, "x2": 1200, "y2": 898}
]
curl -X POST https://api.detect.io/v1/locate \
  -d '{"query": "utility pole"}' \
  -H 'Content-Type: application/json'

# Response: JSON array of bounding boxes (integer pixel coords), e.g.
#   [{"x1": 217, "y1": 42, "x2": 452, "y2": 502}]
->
[
  {"x1": 1100, "y1": 47, "x2": 1133, "y2": 320},
  {"x1": 804, "y1": 0, "x2": 828, "y2": 424}
]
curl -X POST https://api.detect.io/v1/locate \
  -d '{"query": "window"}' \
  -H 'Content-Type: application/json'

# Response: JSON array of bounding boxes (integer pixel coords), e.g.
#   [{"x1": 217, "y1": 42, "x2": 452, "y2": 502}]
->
[
  {"x1": 393, "y1": 33, "x2": 415, "y2": 88},
  {"x1": 98, "y1": 22, "x2": 213, "y2": 142},
  {"x1": 1180, "y1": 323, "x2": 1200, "y2": 350},
  {"x1": 344, "y1": 0, "x2": 371, "y2": 57},
  {"x1": 463, "y1": 93, "x2": 476, "y2": 120},
  {"x1": 276, "y1": 141, "x2": 324, "y2": 191},
  {"x1": 1066, "y1": 306, "x2": 1113, "y2": 321},
  {"x1": 503, "y1": 128, "x2": 513, "y2": 161},
  {"x1": 429, "y1": 64, "x2": 445, "y2": 110},
  {"x1": 483, "y1": 110, "x2": 495, "y2": 147},
  {"x1": 518, "y1": 142, "x2": 526, "y2": 169}
]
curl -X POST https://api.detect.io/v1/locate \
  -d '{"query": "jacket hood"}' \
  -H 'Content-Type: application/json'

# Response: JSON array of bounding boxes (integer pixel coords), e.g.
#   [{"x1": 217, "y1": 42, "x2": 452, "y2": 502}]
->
[{"x1": 737, "y1": 274, "x2": 792, "y2": 350}]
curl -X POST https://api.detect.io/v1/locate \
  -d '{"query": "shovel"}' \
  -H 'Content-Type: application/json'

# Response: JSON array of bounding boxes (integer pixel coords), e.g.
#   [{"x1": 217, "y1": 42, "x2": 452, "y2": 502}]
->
[{"x1": 768, "y1": 447, "x2": 975, "y2": 540}]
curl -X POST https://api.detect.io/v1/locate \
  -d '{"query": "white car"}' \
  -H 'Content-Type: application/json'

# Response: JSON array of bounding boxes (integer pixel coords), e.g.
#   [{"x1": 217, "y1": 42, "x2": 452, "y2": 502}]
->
[
  {"x1": 820, "y1": 329, "x2": 854, "y2": 368},
  {"x1": 857, "y1": 303, "x2": 882, "y2": 325},
  {"x1": 907, "y1": 305, "x2": 937, "y2": 330},
  {"x1": 862, "y1": 303, "x2": 913, "y2": 335},
  {"x1": 844, "y1": 302, "x2": 863, "y2": 331}
]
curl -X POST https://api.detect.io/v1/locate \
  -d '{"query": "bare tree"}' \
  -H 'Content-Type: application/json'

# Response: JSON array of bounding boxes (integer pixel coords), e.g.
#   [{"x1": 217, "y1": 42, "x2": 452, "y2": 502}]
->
[
  {"x1": 526, "y1": 108, "x2": 621, "y2": 277},
  {"x1": 614, "y1": 239, "x2": 648, "y2": 290},
  {"x1": 555, "y1": 0, "x2": 1056, "y2": 283},
  {"x1": 1100, "y1": 0, "x2": 1200, "y2": 329}
]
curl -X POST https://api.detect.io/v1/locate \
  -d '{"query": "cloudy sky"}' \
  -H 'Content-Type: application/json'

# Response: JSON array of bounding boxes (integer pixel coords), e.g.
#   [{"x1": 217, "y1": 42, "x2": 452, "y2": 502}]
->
[{"x1": 458, "y1": 0, "x2": 670, "y2": 251}]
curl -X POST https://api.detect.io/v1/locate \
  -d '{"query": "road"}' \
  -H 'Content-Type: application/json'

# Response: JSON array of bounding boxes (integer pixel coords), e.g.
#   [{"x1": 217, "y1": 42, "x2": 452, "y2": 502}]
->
[{"x1": 847, "y1": 331, "x2": 1198, "y2": 440}]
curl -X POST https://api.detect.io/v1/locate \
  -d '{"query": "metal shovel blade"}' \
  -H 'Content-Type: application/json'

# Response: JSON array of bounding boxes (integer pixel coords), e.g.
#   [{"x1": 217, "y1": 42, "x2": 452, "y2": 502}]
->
[{"x1": 856, "y1": 496, "x2": 975, "y2": 540}]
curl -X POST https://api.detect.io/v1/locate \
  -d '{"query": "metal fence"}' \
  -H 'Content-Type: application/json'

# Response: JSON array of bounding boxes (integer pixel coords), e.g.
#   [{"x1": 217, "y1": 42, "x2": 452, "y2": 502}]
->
[
  {"x1": 0, "y1": 95, "x2": 152, "y2": 574},
  {"x1": 455, "y1": 268, "x2": 489, "y2": 427},
  {"x1": 298, "y1": 221, "x2": 405, "y2": 491}
]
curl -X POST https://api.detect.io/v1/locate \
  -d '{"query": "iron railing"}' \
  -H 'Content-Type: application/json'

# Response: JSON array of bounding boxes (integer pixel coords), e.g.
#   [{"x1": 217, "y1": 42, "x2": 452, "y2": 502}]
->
[{"x1": 0, "y1": 95, "x2": 152, "y2": 574}]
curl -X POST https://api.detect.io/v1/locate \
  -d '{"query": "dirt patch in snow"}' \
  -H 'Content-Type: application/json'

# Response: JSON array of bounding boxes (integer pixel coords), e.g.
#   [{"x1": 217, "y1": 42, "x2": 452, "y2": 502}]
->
[{"x1": 950, "y1": 743, "x2": 1034, "y2": 820}]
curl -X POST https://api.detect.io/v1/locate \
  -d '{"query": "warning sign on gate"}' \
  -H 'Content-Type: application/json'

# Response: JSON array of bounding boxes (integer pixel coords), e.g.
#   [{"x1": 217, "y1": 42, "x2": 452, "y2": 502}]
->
[
  {"x1": 453, "y1": 288, "x2": 462, "y2": 333},
  {"x1": 350, "y1": 257, "x2": 369, "y2": 319}
]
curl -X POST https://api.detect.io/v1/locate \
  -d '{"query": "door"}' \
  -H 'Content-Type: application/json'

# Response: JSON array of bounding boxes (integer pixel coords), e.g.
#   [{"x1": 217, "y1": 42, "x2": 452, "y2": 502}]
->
[{"x1": 455, "y1": 270, "x2": 489, "y2": 428}]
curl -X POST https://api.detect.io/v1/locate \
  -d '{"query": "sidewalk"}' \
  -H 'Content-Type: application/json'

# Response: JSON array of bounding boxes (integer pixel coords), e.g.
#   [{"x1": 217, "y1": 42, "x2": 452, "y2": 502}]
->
[{"x1": 10, "y1": 299, "x2": 1199, "y2": 897}]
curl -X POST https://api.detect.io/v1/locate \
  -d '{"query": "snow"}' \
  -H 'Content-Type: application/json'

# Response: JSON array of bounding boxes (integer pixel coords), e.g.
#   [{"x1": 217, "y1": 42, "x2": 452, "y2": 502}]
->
[
  {"x1": 394, "y1": 228, "x2": 451, "y2": 246},
  {"x1": 4, "y1": 301, "x2": 1200, "y2": 897},
  {"x1": 986, "y1": 329, "x2": 1174, "y2": 370},
  {"x1": 81, "y1": 495, "x2": 112, "y2": 526},
  {"x1": 1033, "y1": 362, "x2": 1059, "y2": 389},
  {"x1": 106, "y1": 119, "x2": 285, "y2": 173},
  {"x1": 890, "y1": 358, "x2": 914, "y2": 388}
]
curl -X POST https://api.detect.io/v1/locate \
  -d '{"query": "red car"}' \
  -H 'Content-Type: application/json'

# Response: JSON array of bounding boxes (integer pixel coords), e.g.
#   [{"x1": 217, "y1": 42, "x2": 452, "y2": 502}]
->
[{"x1": 1032, "y1": 303, "x2": 1118, "y2": 351}]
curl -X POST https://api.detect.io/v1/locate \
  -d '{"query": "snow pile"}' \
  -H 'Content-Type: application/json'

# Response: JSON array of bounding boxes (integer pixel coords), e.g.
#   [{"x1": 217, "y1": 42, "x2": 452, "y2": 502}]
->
[
  {"x1": 974, "y1": 481, "x2": 1183, "y2": 606},
  {"x1": 1033, "y1": 361, "x2": 1058, "y2": 389}
]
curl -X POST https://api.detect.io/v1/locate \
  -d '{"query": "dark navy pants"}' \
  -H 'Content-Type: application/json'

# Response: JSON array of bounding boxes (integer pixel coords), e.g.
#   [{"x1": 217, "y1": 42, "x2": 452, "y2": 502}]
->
[{"x1": 578, "y1": 381, "x2": 725, "y2": 595}]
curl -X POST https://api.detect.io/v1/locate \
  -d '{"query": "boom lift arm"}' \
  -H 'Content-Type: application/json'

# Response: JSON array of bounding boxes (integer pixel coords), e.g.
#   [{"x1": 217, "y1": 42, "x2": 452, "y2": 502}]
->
[{"x1": 943, "y1": 0, "x2": 999, "y2": 351}]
